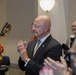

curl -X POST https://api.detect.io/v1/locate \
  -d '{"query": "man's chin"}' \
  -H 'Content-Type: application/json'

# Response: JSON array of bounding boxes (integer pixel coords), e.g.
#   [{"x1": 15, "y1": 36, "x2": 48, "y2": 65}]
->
[
  {"x1": 33, "y1": 34, "x2": 38, "y2": 37},
  {"x1": 73, "y1": 31, "x2": 76, "y2": 34}
]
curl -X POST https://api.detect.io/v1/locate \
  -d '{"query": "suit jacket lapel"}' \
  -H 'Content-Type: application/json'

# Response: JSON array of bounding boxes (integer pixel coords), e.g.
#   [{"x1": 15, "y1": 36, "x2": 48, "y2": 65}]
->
[
  {"x1": 33, "y1": 35, "x2": 52, "y2": 59},
  {"x1": 27, "y1": 39, "x2": 37, "y2": 59}
]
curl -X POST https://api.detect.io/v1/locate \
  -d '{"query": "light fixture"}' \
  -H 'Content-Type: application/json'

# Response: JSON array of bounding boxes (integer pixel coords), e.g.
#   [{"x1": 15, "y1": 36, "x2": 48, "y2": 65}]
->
[{"x1": 38, "y1": 0, "x2": 55, "y2": 12}]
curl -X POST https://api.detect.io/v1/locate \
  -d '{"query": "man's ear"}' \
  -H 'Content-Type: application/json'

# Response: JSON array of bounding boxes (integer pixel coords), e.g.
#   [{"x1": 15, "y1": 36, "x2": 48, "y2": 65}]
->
[{"x1": 45, "y1": 25, "x2": 50, "y2": 32}]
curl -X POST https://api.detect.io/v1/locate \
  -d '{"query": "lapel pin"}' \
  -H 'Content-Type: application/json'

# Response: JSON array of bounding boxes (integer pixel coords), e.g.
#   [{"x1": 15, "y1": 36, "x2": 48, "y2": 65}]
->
[{"x1": 42, "y1": 45, "x2": 45, "y2": 47}]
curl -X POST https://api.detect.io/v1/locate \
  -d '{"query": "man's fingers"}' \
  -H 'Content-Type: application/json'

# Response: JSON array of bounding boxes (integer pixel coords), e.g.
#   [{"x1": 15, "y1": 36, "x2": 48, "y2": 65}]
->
[
  {"x1": 46, "y1": 57, "x2": 57, "y2": 66},
  {"x1": 24, "y1": 41, "x2": 27, "y2": 48},
  {"x1": 17, "y1": 40, "x2": 27, "y2": 54},
  {"x1": 44, "y1": 58, "x2": 57, "y2": 70},
  {"x1": 60, "y1": 56, "x2": 67, "y2": 67}
]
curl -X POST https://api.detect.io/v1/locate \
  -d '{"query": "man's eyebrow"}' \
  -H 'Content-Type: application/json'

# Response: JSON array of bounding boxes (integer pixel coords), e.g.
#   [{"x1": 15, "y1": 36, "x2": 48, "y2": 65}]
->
[{"x1": 31, "y1": 23, "x2": 34, "y2": 25}]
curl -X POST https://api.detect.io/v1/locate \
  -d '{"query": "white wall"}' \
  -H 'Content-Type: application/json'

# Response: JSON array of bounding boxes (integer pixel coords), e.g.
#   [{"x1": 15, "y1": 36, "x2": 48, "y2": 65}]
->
[
  {"x1": 68, "y1": 0, "x2": 76, "y2": 35},
  {"x1": 6, "y1": 0, "x2": 38, "y2": 64},
  {"x1": 0, "y1": 0, "x2": 7, "y2": 55}
]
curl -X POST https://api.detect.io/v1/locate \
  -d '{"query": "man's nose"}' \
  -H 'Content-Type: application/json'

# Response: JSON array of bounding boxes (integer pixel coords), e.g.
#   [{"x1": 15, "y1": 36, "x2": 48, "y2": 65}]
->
[{"x1": 32, "y1": 26, "x2": 36, "y2": 30}]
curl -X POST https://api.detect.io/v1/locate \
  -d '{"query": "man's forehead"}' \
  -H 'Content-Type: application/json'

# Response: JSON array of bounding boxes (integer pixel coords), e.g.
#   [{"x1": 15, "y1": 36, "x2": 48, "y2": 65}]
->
[
  {"x1": 72, "y1": 22, "x2": 76, "y2": 26},
  {"x1": 34, "y1": 19, "x2": 45, "y2": 24}
]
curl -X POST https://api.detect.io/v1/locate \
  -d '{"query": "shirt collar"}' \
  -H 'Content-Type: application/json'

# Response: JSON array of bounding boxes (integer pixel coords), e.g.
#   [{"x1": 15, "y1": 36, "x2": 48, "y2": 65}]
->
[{"x1": 40, "y1": 34, "x2": 50, "y2": 43}]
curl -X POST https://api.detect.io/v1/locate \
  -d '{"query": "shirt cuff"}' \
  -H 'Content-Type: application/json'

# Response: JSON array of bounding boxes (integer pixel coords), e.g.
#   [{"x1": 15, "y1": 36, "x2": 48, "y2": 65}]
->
[{"x1": 24, "y1": 59, "x2": 30, "y2": 67}]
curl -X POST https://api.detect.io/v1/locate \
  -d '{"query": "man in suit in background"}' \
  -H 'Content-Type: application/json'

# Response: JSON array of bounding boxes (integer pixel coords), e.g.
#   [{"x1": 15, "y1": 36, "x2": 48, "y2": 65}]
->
[
  {"x1": 17, "y1": 15, "x2": 62, "y2": 75},
  {"x1": 66, "y1": 21, "x2": 76, "y2": 48},
  {"x1": 64, "y1": 21, "x2": 76, "y2": 67}
]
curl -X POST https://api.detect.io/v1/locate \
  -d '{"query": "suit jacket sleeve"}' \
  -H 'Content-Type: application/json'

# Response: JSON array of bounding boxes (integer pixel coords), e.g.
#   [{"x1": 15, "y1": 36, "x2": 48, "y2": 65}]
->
[{"x1": 18, "y1": 56, "x2": 25, "y2": 71}]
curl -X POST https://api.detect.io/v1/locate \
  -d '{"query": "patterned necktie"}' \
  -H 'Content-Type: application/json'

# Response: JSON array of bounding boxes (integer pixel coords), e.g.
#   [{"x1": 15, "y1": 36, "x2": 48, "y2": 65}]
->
[{"x1": 33, "y1": 40, "x2": 41, "y2": 56}]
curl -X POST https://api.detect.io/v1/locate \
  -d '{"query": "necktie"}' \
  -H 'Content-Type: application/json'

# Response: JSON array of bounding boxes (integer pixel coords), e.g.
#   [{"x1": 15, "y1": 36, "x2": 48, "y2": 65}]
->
[{"x1": 33, "y1": 40, "x2": 41, "y2": 56}]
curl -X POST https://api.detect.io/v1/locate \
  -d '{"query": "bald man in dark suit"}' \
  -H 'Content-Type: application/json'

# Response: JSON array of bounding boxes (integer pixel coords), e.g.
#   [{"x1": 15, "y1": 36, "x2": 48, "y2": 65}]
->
[{"x1": 17, "y1": 15, "x2": 62, "y2": 75}]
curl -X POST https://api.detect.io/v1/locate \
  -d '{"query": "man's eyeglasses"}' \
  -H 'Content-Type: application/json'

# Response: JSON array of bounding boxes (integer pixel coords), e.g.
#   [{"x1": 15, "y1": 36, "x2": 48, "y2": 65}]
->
[{"x1": 31, "y1": 23, "x2": 41, "y2": 29}]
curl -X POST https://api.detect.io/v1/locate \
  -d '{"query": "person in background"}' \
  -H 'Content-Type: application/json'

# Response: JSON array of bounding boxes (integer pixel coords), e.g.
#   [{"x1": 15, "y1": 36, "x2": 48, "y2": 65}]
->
[
  {"x1": 39, "y1": 57, "x2": 72, "y2": 75},
  {"x1": 17, "y1": 15, "x2": 62, "y2": 75},
  {"x1": 64, "y1": 21, "x2": 76, "y2": 67},
  {"x1": 66, "y1": 21, "x2": 76, "y2": 48}
]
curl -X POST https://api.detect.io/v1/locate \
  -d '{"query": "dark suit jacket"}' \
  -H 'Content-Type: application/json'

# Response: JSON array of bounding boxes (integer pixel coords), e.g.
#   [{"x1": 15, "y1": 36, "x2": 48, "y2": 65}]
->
[{"x1": 18, "y1": 35, "x2": 62, "y2": 75}]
